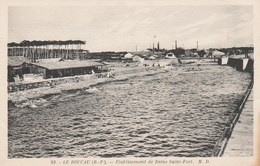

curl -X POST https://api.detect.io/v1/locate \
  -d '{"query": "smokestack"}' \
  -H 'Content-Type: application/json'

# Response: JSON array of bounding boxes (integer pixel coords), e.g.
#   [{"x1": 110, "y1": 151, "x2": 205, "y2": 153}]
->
[
  {"x1": 153, "y1": 43, "x2": 154, "y2": 50},
  {"x1": 197, "y1": 41, "x2": 198, "y2": 51},
  {"x1": 175, "y1": 40, "x2": 177, "y2": 50},
  {"x1": 157, "y1": 42, "x2": 160, "y2": 50}
]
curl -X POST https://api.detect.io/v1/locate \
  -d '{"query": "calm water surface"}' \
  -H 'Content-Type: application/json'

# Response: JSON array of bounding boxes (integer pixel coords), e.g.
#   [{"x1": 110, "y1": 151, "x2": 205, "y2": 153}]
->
[{"x1": 8, "y1": 65, "x2": 251, "y2": 158}]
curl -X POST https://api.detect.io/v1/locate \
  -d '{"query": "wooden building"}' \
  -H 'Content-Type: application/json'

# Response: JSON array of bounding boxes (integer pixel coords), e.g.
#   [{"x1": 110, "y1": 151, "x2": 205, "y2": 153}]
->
[
  {"x1": 30, "y1": 59, "x2": 107, "y2": 79},
  {"x1": 8, "y1": 56, "x2": 31, "y2": 82},
  {"x1": 8, "y1": 56, "x2": 31, "y2": 73}
]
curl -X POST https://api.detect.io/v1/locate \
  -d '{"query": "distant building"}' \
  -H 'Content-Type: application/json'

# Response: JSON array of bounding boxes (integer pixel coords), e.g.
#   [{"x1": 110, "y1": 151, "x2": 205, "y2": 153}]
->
[
  {"x1": 132, "y1": 55, "x2": 143, "y2": 62},
  {"x1": 185, "y1": 50, "x2": 192, "y2": 57},
  {"x1": 198, "y1": 50, "x2": 207, "y2": 57},
  {"x1": 124, "y1": 53, "x2": 135, "y2": 59},
  {"x1": 165, "y1": 52, "x2": 177, "y2": 59},
  {"x1": 148, "y1": 55, "x2": 156, "y2": 60},
  {"x1": 132, "y1": 50, "x2": 152, "y2": 58},
  {"x1": 212, "y1": 50, "x2": 225, "y2": 57}
]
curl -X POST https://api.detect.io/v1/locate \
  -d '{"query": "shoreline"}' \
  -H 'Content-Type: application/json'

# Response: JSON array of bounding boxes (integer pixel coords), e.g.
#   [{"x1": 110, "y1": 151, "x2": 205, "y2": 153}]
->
[
  {"x1": 8, "y1": 64, "x2": 221, "y2": 106},
  {"x1": 8, "y1": 67, "x2": 168, "y2": 106}
]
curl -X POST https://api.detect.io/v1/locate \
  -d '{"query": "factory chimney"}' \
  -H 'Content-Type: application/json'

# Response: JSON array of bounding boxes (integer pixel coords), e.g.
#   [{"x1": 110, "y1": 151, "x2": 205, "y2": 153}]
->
[{"x1": 175, "y1": 40, "x2": 178, "y2": 50}]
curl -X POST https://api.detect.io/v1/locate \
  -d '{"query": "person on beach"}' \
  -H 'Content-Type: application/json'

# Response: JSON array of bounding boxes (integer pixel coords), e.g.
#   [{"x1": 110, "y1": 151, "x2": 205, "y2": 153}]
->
[
  {"x1": 91, "y1": 69, "x2": 95, "y2": 75},
  {"x1": 18, "y1": 71, "x2": 24, "y2": 82},
  {"x1": 58, "y1": 70, "x2": 63, "y2": 77},
  {"x1": 197, "y1": 60, "x2": 201, "y2": 70}
]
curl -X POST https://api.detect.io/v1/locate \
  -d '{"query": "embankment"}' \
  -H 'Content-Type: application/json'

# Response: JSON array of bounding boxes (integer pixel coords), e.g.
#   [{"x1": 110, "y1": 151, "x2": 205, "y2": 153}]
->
[{"x1": 211, "y1": 72, "x2": 253, "y2": 157}]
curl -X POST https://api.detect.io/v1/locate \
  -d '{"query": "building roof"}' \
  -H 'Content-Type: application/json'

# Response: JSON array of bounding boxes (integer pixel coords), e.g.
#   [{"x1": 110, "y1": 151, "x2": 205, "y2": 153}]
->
[
  {"x1": 8, "y1": 56, "x2": 30, "y2": 66},
  {"x1": 165, "y1": 52, "x2": 177, "y2": 59},
  {"x1": 32, "y1": 60, "x2": 104, "y2": 70},
  {"x1": 36, "y1": 58, "x2": 63, "y2": 63},
  {"x1": 148, "y1": 56, "x2": 156, "y2": 60},
  {"x1": 124, "y1": 53, "x2": 135, "y2": 59},
  {"x1": 212, "y1": 50, "x2": 225, "y2": 56}
]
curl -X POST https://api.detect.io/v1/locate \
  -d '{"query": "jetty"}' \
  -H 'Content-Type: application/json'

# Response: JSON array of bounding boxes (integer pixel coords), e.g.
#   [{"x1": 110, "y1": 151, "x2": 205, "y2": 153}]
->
[{"x1": 224, "y1": 88, "x2": 253, "y2": 156}]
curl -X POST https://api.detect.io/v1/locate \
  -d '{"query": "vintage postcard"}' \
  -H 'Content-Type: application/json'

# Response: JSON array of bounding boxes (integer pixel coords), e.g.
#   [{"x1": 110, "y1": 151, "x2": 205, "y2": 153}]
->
[{"x1": 0, "y1": 0, "x2": 259, "y2": 166}]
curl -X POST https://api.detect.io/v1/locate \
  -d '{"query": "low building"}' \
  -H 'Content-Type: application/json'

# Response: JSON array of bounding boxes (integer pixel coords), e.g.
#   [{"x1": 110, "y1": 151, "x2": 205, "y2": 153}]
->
[
  {"x1": 124, "y1": 53, "x2": 135, "y2": 59},
  {"x1": 30, "y1": 59, "x2": 107, "y2": 79},
  {"x1": 212, "y1": 50, "x2": 225, "y2": 58},
  {"x1": 132, "y1": 55, "x2": 142, "y2": 62},
  {"x1": 8, "y1": 56, "x2": 31, "y2": 82},
  {"x1": 148, "y1": 55, "x2": 156, "y2": 60},
  {"x1": 8, "y1": 56, "x2": 31, "y2": 73},
  {"x1": 165, "y1": 52, "x2": 177, "y2": 59}
]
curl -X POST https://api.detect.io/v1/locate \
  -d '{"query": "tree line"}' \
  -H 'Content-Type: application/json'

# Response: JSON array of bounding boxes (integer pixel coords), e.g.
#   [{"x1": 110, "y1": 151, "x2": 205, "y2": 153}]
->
[
  {"x1": 8, "y1": 40, "x2": 86, "y2": 48},
  {"x1": 8, "y1": 40, "x2": 87, "y2": 61}
]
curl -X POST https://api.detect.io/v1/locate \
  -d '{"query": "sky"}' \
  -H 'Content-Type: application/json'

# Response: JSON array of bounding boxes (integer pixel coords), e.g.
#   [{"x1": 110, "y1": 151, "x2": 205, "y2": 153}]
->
[{"x1": 8, "y1": 5, "x2": 253, "y2": 52}]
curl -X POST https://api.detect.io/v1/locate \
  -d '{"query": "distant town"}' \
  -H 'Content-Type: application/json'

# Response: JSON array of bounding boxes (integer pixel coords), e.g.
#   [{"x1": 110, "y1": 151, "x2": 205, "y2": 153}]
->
[{"x1": 8, "y1": 39, "x2": 253, "y2": 83}]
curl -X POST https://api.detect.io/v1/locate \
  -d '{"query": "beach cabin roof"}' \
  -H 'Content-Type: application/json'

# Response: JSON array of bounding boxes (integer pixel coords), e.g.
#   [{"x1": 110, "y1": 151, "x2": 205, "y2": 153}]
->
[
  {"x1": 165, "y1": 52, "x2": 177, "y2": 59},
  {"x1": 149, "y1": 55, "x2": 156, "y2": 60},
  {"x1": 32, "y1": 60, "x2": 104, "y2": 70},
  {"x1": 212, "y1": 50, "x2": 225, "y2": 56},
  {"x1": 132, "y1": 55, "x2": 142, "y2": 62},
  {"x1": 8, "y1": 56, "x2": 30, "y2": 67},
  {"x1": 124, "y1": 53, "x2": 135, "y2": 59},
  {"x1": 36, "y1": 58, "x2": 64, "y2": 63}
]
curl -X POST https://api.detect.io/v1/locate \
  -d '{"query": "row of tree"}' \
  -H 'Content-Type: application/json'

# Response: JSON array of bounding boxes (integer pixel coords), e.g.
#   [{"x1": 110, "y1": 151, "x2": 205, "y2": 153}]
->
[
  {"x1": 8, "y1": 40, "x2": 87, "y2": 61},
  {"x1": 8, "y1": 40, "x2": 86, "y2": 48}
]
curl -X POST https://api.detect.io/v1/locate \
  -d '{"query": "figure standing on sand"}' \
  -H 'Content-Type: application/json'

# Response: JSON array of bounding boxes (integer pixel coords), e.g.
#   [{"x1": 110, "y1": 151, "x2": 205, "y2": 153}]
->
[
  {"x1": 18, "y1": 70, "x2": 24, "y2": 81},
  {"x1": 197, "y1": 60, "x2": 201, "y2": 70},
  {"x1": 91, "y1": 69, "x2": 95, "y2": 75}
]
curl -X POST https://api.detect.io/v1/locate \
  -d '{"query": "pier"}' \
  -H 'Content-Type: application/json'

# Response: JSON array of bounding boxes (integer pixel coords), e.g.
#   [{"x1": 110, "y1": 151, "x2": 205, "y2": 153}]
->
[
  {"x1": 211, "y1": 68, "x2": 253, "y2": 157},
  {"x1": 224, "y1": 88, "x2": 253, "y2": 156}
]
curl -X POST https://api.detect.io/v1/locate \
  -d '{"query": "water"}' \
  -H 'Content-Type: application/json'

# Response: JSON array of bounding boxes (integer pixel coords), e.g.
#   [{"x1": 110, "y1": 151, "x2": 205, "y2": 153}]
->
[{"x1": 8, "y1": 65, "x2": 251, "y2": 158}]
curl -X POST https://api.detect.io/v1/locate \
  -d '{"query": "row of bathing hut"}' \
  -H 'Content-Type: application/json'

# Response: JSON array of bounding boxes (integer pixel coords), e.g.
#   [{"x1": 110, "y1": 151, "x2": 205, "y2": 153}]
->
[{"x1": 8, "y1": 56, "x2": 108, "y2": 82}]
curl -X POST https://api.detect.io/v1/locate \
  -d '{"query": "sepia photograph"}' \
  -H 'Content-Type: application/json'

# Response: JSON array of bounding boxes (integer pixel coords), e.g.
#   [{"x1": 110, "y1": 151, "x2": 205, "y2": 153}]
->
[{"x1": 1, "y1": 0, "x2": 259, "y2": 165}]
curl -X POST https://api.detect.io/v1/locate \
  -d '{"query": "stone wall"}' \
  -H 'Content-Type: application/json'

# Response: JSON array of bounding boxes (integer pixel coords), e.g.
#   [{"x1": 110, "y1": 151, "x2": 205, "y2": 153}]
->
[{"x1": 219, "y1": 57, "x2": 254, "y2": 72}]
